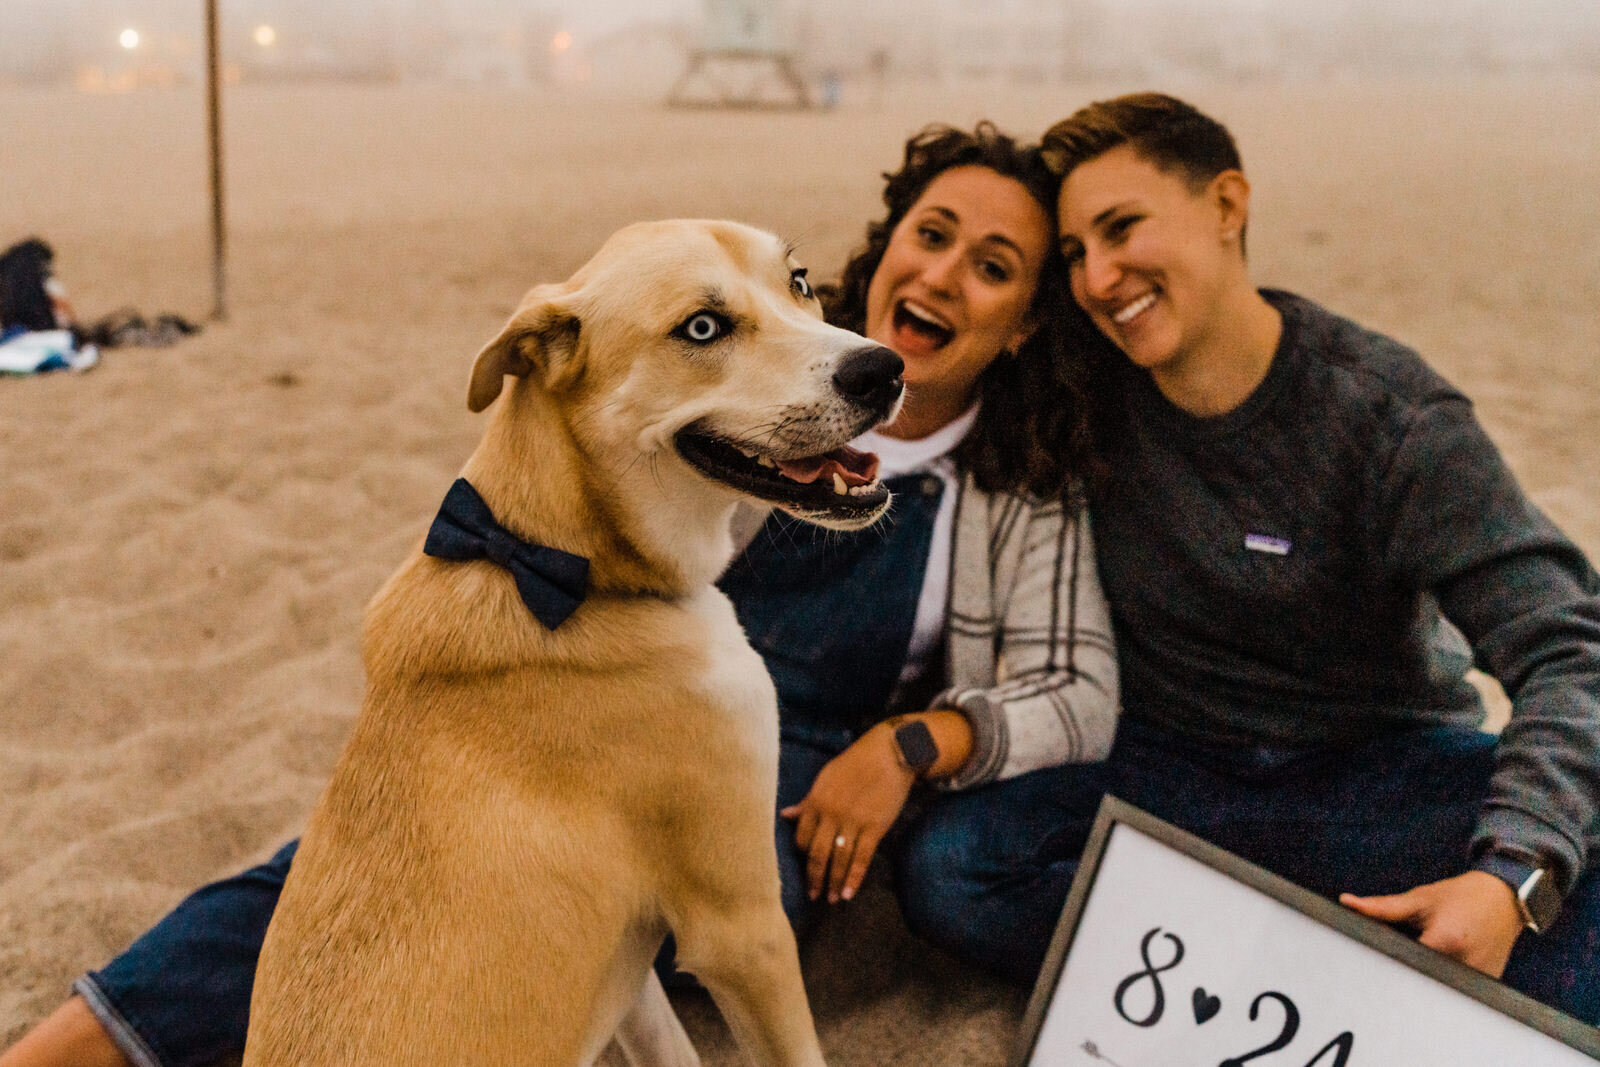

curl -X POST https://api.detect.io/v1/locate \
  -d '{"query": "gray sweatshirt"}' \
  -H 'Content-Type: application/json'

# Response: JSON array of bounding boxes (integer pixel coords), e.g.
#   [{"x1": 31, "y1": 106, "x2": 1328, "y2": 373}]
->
[{"x1": 1090, "y1": 289, "x2": 1600, "y2": 896}]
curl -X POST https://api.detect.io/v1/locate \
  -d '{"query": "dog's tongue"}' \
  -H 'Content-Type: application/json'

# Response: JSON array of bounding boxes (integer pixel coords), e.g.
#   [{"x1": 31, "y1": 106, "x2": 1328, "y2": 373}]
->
[{"x1": 774, "y1": 445, "x2": 880, "y2": 487}]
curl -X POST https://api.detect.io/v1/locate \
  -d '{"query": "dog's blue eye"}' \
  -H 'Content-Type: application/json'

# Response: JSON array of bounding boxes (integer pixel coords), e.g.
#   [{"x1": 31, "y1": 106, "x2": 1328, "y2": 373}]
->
[
  {"x1": 677, "y1": 311, "x2": 729, "y2": 344},
  {"x1": 791, "y1": 270, "x2": 813, "y2": 300}
]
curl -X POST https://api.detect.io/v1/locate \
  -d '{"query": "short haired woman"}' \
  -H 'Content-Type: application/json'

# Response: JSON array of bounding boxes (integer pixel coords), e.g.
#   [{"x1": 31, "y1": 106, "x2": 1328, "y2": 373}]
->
[{"x1": 1041, "y1": 91, "x2": 1600, "y2": 1023}]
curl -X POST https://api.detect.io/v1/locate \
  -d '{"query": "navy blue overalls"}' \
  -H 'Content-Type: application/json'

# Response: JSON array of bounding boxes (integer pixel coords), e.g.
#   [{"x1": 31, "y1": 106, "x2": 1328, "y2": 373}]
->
[{"x1": 716, "y1": 472, "x2": 945, "y2": 927}]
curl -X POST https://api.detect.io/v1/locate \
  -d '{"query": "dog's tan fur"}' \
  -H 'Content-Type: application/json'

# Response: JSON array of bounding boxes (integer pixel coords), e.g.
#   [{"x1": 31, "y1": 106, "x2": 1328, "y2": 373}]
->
[{"x1": 241, "y1": 221, "x2": 899, "y2": 1066}]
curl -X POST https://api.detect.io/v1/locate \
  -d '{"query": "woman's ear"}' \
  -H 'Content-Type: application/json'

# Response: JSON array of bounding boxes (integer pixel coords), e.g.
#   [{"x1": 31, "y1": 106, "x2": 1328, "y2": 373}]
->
[{"x1": 1210, "y1": 169, "x2": 1251, "y2": 248}]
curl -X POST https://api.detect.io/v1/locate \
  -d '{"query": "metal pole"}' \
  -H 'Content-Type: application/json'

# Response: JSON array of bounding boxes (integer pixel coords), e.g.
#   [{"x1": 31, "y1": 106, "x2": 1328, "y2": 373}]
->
[{"x1": 205, "y1": 0, "x2": 227, "y2": 321}]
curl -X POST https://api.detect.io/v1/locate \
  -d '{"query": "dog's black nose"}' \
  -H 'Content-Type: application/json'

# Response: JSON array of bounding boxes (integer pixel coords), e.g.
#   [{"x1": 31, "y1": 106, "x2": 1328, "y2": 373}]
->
[{"x1": 832, "y1": 346, "x2": 904, "y2": 410}]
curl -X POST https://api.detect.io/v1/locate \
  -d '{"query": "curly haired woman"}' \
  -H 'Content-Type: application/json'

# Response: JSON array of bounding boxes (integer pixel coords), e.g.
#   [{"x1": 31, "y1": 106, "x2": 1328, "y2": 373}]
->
[{"x1": 1, "y1": 122, "x2": 1118, "y2": 1067}]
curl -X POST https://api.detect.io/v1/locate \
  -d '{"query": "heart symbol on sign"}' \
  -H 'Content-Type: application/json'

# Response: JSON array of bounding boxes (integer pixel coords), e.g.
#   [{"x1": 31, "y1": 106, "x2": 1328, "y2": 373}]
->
[{"x1": 1192, "y1": 987, "x2": 1222, "y2": 1025}]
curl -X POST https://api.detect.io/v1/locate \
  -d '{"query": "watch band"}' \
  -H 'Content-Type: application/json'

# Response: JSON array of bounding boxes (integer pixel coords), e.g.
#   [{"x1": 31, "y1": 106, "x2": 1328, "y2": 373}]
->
[
  {"x1": 891, "y1": 718, "x2": 939, "y2": 776},
  {"x1": 1475, "y1": 851, "x2": 1562, "y2": 934}
]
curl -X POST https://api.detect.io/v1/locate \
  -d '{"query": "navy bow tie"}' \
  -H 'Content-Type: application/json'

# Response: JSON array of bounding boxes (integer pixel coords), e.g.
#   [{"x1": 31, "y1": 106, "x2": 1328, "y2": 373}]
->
[{"x1": 423, "y1": 478, "x2": 589, "y2": 630}]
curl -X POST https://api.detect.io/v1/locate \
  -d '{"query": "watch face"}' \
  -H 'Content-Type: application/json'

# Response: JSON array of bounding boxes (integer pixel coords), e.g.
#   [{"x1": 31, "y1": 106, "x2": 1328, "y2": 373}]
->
[
  {"x1": 894, "y1": 720, "x2": 939, "y2": 773},
  {"x1": 1522, "y1": 869, "x2": 1562, "y2": 933}
]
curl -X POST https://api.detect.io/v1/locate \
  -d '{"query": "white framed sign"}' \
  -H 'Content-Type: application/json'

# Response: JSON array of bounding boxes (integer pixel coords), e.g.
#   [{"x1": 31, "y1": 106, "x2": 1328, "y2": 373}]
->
[{"x1": 1014, "y1": 797, "x2": 1600, "y2": 1065}]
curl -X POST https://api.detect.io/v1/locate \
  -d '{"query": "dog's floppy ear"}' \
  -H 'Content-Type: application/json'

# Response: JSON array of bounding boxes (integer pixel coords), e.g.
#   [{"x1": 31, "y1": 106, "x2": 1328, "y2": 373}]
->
[{"x1": 467, "y1": 287, "x2": 582, "y2": 412}]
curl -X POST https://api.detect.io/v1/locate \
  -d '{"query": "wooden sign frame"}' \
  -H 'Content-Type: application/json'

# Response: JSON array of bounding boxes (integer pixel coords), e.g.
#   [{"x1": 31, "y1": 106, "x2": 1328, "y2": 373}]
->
[{"x1": 1013, "y1": 796, "x2": 1600, "y2": 1065}]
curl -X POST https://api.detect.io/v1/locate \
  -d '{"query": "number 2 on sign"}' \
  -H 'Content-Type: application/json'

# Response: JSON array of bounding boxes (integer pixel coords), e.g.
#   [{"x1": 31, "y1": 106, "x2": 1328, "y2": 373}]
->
[{"x1": 1112, "y1": 927, "x2": 1355, "y2": 1067}]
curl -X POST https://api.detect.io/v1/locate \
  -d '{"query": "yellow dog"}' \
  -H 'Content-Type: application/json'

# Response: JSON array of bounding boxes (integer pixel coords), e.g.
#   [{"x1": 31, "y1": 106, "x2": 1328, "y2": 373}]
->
[{"x1": 242, "y1": 220, "x2": 903, "y2": 1066}]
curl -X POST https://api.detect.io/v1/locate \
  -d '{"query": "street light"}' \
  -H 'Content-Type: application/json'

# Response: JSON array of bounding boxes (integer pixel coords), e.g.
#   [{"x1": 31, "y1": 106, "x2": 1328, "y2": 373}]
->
[
  {"x1": 254, "y1": 25, "x2": 277, "y2": 48},
  {"x1": 120, "y1": 28, "x2": 141, "y2": 50}
]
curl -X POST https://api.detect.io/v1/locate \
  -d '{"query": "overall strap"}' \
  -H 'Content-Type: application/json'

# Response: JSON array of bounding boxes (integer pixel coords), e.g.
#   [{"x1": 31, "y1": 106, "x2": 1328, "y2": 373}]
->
[{"x1": 718, "y1": 473, "x2": 944, "y2": 751}]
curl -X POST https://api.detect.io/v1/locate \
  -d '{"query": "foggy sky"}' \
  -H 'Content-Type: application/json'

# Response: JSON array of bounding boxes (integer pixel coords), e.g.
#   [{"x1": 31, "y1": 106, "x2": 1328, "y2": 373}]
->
[
  {"x1": 13, "y1": 0, "x2": 1600, "y2": 42},
  {"x1": 5, "y1": 0, "x2": 1599, "y2": 84}
]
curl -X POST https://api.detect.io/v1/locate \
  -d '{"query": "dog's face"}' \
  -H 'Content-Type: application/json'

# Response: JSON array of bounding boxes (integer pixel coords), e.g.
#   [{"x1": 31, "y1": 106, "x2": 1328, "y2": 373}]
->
[{"x1": 469, "y1": 220, "x2": 904, "y2": 530}]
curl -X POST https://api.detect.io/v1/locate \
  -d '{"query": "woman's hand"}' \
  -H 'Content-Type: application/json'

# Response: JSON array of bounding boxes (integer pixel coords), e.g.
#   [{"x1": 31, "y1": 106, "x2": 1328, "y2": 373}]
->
[
  {"x1": 781, "y1": 724, "x2": 916, "y2": 905},
  {"x1": 1340, "y1": 871, "x2": 1525, "y2": 977}
]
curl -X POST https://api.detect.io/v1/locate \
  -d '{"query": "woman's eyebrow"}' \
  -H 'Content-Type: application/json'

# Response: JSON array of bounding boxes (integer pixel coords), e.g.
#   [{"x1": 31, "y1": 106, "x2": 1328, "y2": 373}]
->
[
  {"x1": 1091, "y1": 202, "x2": 1135, "y2": 228},
  {"x1": 920, "y1": 204, "x2": 1027, "y2": 258},
  {"x1": 980, "y1": 233, "x2": 1027, "y2": 259}
]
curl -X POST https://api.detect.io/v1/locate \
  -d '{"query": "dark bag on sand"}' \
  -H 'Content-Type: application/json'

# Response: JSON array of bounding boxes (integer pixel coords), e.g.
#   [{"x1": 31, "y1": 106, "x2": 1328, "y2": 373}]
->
[
  {"x1": 78, "y1": 308, "x2": 200, "y2": 348},
  {"x1": 0, "y1": 237, "x2": 57, "y2": 332}
]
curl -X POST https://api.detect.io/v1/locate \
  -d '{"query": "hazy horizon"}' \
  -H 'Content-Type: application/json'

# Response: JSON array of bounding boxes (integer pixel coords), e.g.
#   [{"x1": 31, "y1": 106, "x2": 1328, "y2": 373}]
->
[{"x1": 4, "y1": 0, "x2": 1599, "y2": 90}]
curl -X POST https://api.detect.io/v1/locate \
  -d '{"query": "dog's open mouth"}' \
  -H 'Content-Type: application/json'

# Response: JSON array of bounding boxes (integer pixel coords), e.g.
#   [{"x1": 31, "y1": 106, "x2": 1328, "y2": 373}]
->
[{"x1": 674, "y1": 428, "x2": 889, "y2": 518}]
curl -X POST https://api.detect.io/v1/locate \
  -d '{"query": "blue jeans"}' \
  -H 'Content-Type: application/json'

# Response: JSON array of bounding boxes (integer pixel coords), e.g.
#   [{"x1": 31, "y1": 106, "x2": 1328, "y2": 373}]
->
[
  {"x1": 891, "y1": 717, "x2": 1600, "y2": 1023},
  {"x1": 79, "y1": 723, "x2": 1600, "y2": 1066},
  {"x1": 77, "y1": 841, "x2": 300, "y2": 1067}
]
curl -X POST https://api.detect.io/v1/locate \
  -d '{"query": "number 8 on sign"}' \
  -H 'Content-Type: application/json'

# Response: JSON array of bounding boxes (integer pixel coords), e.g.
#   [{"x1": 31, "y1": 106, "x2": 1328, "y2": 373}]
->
[{"x1": 1112, "y1": 927, "x2": 1184, "y2": 1028}]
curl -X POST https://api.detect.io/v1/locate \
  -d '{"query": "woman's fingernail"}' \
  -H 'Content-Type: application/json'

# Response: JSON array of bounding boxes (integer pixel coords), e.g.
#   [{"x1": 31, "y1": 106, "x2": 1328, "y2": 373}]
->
[{"x1": 841, "y1": 887, "x2": 855, "y2": 901}]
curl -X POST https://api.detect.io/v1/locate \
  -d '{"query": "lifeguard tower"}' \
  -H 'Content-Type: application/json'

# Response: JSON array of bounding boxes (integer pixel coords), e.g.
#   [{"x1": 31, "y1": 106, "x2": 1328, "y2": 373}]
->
[{"x1": 667, "y1": 0, "x2": 811, "y2": 110}]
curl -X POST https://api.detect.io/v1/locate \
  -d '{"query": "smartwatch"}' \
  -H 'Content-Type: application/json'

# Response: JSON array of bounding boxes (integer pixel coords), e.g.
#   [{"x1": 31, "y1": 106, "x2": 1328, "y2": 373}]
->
[
  {"x1": 1476, "y1": 851, "x2": 1562, "y2": 934},
  {"x1": 891, "y1": 718, "x2": 939, "y2": 776}
]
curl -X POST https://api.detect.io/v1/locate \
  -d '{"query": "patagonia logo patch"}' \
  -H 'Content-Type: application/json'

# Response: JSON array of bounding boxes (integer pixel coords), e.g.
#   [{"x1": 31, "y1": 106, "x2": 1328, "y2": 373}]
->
[{"x1": 1244, "y1": 533, "x2": 1292, "y2": 555}]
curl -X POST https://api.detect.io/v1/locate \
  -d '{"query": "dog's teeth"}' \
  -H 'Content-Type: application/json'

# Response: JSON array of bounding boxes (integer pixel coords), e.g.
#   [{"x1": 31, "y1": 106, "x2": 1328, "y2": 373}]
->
[
  {"x1": 738, "y1": 446, "x2": 757, "y2": 459},
  {"x1": 832, "y1": 473, "x2": 848, "y2": 495},
  {"x1": 757, "y1": 455, "x2": 777, "y2": 469}
]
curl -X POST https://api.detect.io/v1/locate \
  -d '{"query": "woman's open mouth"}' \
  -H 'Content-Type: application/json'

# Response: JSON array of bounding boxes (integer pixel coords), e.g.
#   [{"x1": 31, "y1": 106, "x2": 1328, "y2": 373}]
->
[
  {"x1": 891, "y1": 299, "x2": 954, "y2": 351},
  {"x1": 674, "y1": 428, "x2": 888, "y2": 519}
]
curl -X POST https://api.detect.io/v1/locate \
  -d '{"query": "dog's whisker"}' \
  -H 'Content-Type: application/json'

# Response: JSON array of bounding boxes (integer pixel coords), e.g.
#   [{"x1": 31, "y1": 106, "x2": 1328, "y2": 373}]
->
[{"x1": 617, "y1": 451, "x2": 650, "y2": 478}]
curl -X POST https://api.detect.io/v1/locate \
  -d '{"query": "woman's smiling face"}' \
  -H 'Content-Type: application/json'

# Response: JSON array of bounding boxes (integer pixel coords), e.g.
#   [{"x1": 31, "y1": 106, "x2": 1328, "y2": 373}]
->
[
  {"x1": 1056, "y1": 143, "x2": 1243, "y2": 379},
  {"x1": 864, "y1": 165, "x2": 1052, "y2": 417}
]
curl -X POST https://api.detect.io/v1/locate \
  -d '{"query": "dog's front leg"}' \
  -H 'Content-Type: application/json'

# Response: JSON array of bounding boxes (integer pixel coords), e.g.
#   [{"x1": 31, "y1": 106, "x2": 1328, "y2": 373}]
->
[
  {"x1": 674, "y1": 907, "x2": 825, "y2": 1067},
  {"x1": 613, "y1": 969, "x2": 701, "y2": 1067}
]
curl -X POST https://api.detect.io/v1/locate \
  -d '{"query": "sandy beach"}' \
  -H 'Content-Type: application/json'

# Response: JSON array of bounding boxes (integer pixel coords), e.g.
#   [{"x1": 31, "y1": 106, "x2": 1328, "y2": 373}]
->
[{"x1": 2, "y1": 76, "x2": 1598, "y2": 1063}]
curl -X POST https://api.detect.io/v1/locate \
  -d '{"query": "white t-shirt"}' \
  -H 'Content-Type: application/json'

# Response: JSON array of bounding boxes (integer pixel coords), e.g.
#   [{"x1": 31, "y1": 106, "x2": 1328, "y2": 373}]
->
[{"x1": 852, "y1": 403, "x2": 979, "y2": 689}]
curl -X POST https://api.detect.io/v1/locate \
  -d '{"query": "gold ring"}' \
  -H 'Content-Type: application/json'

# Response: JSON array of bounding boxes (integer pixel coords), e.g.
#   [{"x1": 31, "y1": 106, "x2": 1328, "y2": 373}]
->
[{"x1": 834, "y1": 834, "x2": 848, "y2": 850}]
